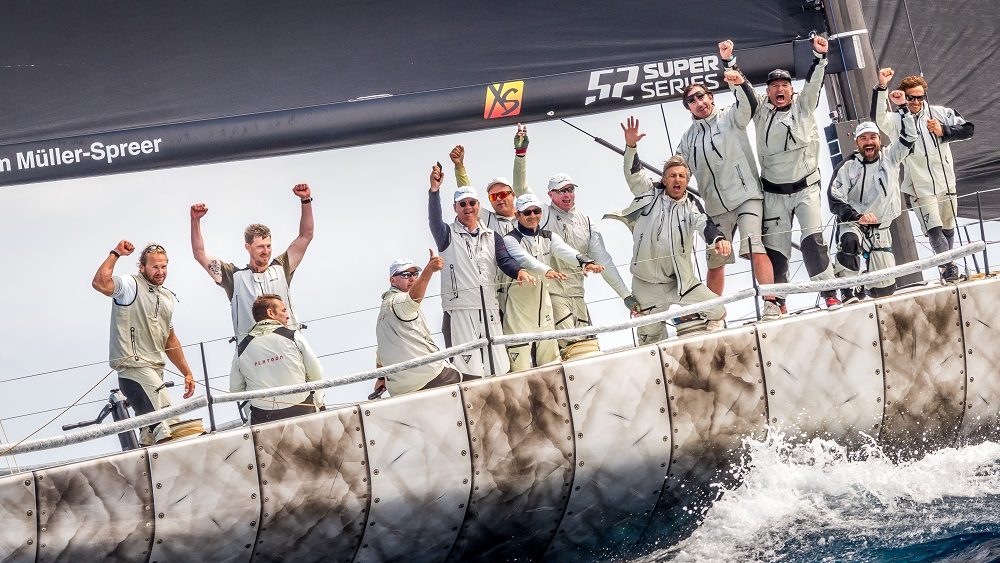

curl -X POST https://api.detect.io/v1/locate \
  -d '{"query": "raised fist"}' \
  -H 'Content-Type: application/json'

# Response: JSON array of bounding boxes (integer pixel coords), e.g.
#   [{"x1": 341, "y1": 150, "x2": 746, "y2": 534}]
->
[
  {"x1": 429, "y1": 165, "x2": 444, "y2": 192},
  {"x1": 812, "y1": 35, "x2": 828, "y2": 55},
  {"x1": 449, "y1": 145, "x2": 464, "y2": 166},
  {"x1": 115, "y1": 239, "x2": 135, "y2": 256},
  {"x1": 292, "y1": 183, "x2": 311, "y2": 200},
  {"x1": 719, "y1": 40, "x2": 734, "y2": 61},
  {"x1": 514, "y1": 123, "x2": 529, "y2": 156},
  {"x1": 878, "y1": 67, "x2": 894, "y2": 88},
  {"x1": 888, "y1": 90, "x2": 906, "y2": 106},
  {"x1": 723, "y1": 69, "x2": 744, "y2": 86},
  {"x1": 190, "y1": 203, "x2": 208, "y2": 220}
]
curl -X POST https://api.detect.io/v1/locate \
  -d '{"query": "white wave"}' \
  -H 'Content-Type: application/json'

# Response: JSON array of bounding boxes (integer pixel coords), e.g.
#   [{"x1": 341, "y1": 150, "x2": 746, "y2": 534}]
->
[{"x1": 657, "y1": 433, "x2": 1000, "y2": 562}]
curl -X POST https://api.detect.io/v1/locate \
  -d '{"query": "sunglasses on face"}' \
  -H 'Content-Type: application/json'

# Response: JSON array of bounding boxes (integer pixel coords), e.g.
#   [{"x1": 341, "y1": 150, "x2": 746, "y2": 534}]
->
[
  {"x1": 684, "y1": 91, "x2": 708, "y2": 105},
  {"x1": 905, "y1": 94, "x2": 925, "y2": 102},
  {"x1": 520, "y1": 208, "x2": 542, "y2": 216},
  {"x1": 457, "y1": 200, "x2": 478, "y2": 208},
  {"x1": 552, "y1": 186, "x2": 575, "y2": 194},
  {"x1": 488, "y1": 190, "x2": 513, "y2": 202},
  {"x1": 394, "y1": 271, "x2": 418, "y2": 279}
]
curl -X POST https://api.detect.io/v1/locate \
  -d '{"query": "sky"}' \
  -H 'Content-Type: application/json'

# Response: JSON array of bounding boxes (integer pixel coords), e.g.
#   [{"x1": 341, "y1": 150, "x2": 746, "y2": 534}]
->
[{"x1": 1, "y1": 86, "x2": 994, "y2": 470}]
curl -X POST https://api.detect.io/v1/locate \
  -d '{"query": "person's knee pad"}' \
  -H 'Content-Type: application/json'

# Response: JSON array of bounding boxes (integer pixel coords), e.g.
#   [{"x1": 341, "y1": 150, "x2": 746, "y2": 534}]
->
[
  {"x1": 801, "y1": 233, "x2": 831, "y2": 277},
  {"x1": 867, "y1": 283, "x2": 896, "y2": 298},
  {"x1": 766, "y1": 248, "x2": 789, "y2": 283},
  {"x1": 837, "y1": 232, "x2": 861, "y2": 272}
]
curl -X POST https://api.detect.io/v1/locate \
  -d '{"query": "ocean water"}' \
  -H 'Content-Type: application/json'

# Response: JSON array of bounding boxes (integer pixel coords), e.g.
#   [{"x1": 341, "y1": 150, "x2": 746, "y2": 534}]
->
[{"x1": 640, "y1": 434, "x2": 1000, "y2": 562}]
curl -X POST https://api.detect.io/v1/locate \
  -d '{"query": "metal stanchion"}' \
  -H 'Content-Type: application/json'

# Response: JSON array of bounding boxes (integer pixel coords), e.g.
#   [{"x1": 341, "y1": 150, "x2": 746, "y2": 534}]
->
[
  {"x1": 747, "y1": 236, "x2": 761, "y2": 321},
  {"x1": 199, "y1": 342, "x2": 217, "y2": 433},
  {"x1": 978, "y1": 192, "x2": 991, "y2": 276}
]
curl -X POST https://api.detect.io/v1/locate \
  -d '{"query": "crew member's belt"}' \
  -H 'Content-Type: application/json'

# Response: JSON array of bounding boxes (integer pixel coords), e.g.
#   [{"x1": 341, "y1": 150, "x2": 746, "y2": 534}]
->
[{"x1": 761, "y1": 170, "x2": 820, "y2": 194}]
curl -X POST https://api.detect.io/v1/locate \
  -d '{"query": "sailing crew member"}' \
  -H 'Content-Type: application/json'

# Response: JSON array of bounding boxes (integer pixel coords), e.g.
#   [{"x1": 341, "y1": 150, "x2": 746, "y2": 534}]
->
[
  {"x1": 428, "y1": 165, "x2": 520, "y2": 379},
  {"x1": 373, "y1": 254, "x2": 464, "y2": 396},
  {"x1": 230, "y1": 295, "x2": 325, "y2": 424},
  {"x1": 501, "y1": 193, "x2": 602, "y2": 371},
  {"x1": 729, "y1": 35, "x2": 840, "y2": 310},
  {"x1": 509, "y1": 124, "x2": 636, "y2": 360},
  {"x1": 92, "y1": 240, "x2": 195, "y2": 445},
  {"x1": 615, "y1": 119, "x2": 731, "y2": 343},
  {"x1": 676, "y1": 40, "x2": 780, "y2": 320},
  {"x1": 449, "y1": 144, "x2": 519, "y2": 314},
  {"x1": 872, "y1": 67, "x2": 975, "y2": 281},
  {"x1": 828, "y1": 117, "x2": 917, "y2": 301},
  {"x1": 189, "y1": 183, "x2": 314, "y2": 340}
]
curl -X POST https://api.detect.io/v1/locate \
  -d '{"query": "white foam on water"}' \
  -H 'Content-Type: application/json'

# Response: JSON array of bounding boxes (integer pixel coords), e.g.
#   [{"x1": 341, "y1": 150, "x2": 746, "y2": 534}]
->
[{"x1": 651, "y1": 433, "x2": 1000, "y2": 562}]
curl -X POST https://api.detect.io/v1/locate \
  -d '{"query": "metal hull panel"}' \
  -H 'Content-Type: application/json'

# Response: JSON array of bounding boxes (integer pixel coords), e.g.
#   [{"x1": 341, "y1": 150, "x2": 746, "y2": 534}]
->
[
  {"x1": 254, "y1": 407, "x2": 369, "y2": 563},
  {"x1": 957, "y1": 279, "x2": 1000, "y2": 444},
  {"x1": 0, "y1": 473, "x2": 36, "y2": 563},
  {"x1": 547, "y1": 346, "x2": 670, "y2": 559},
  {"x1": 878, "y1": 287, "x2": 966, "y2": 458},
  {"x1": 356, "y1": 386, "x2": 470, "y2": 563},
  {"x1": 35, "y1": 450, "x2": 152, "y2": 562}
]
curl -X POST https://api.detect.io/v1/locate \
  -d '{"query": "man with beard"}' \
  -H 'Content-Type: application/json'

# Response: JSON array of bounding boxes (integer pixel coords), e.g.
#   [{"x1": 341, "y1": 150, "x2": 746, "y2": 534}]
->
[
  {"x1": 828, "y1": 116, "x2": 917, "y2": 300},
  {"x1": 448, "y1": 145, "x2": 519, "y2": 314},
  {"x1": 190, "y1": 183, "x2": 314, "y2": 340},
  {"x1": 676, "y1": 40, "x2": 780, "y2": 320},
  {"x1": 92, "y1": 241, "x2": 196, "y2": 445},
  {"x1": 727, "y1": 35, "x2": 840, "y2": 310},
  {"x1": 872, "y1": 67, "x2": 975, "y2": 281},
  {"x1": 508, "y1": 124, "x2": 636, "y2": 359},
  {"x1": 501, "y1": 193, "x2": 602, "y2": 371},
  {"x1": 616, "y1": 118, "x2": 732, "y2": 343}
]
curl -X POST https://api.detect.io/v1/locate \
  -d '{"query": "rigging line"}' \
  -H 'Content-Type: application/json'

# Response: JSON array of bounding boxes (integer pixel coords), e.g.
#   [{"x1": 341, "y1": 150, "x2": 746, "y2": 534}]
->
[
  {"x1": 0, "y1": 369, "x2": 116, "y2": 458},
  {"x1": 1, "y1": 399, "x2": 107, "y2": 423},
  {"x1": 899, "y1": 0, "x2": 925, "y2": 78},
  {"x1": 0, "y1": 419, "x2": 18, "y2": 474},
  {"x1": 659, "y1": 103, "x2": 675, "y2": 154}
]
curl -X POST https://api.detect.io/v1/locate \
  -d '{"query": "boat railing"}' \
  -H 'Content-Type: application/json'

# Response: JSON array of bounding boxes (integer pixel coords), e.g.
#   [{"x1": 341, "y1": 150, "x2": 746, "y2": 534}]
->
[{"x1": 0, "y1": 241, "x2": 986, "y2": 458}]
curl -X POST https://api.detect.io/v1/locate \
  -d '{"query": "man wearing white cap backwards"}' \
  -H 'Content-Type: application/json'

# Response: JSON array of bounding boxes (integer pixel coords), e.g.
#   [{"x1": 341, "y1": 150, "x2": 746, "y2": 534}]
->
[
  {"x1": 501, "y1": 192, "x2": 603, "y2": 371},
  {"x1": 428, "y1": 164, "x2": 523, "y2": 379},
  {"x1": 374, "y1": 252, "x2": 463, "y2": 396},
  {"x1": 828, "y1": 115, "x2": 918, "y2": 301},
  {"x1": 509, "y1": 124, "x2": 637, "y2": 360},
  {"x1": 611, "y1": 135, "x2": 732, "y2": 343}
]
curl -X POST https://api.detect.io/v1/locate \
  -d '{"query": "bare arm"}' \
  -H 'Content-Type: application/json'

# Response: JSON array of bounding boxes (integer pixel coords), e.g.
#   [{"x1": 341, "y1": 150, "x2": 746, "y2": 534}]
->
[
  {"x1": 164, "y1": 329, "x2": 195, "y2": 398},
  {"x1": 189, "y1": 204, "x2": 224, "y2": 284},
  {"x1": 92, "y1": 240, "x2": 134, "y2": 296},
  {"x1": 285, "y1": 183, "x2": 314, "y2": 271},
  {"x1": 409, "y1": 250, "x2": 444, "y2": 304}
]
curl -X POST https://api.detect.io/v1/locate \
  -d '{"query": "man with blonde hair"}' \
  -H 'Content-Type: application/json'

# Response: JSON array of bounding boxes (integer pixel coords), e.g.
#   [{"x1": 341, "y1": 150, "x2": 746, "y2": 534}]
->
[{"x1": 190, "y1": 183, "x2": 315, "y2": 339}]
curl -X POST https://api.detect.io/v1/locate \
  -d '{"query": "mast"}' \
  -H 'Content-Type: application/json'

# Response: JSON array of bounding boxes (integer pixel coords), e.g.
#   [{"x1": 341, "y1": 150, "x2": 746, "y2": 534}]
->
[{"x1": 820, "y1": 0, "x2": 922, "y2": 286}]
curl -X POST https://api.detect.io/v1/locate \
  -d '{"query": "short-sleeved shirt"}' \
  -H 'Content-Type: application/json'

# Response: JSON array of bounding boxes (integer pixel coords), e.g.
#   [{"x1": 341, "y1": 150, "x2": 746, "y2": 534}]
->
[{"x1": 375, "y1": 288, "x2": 448, "y2": 395}]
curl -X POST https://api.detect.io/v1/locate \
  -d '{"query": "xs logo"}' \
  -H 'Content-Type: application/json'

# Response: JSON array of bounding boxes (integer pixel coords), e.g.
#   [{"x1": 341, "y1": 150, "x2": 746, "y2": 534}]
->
[
  {"x1": 484, "y1": 81, "x2": 524, "y2": 119},
  {"x1": 585, "y1": 66, "x2": 640, "y2": 105}
]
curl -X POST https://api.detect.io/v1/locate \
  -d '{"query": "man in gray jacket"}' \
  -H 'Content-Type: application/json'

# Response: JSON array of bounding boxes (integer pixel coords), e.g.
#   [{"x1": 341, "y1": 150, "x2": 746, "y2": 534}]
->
[
  {"x1": 872, "y1": 67, "x2": 975, "y2": 281},
  {"x1": 729, "y1": 35, "x2": 840, "y2": 310},
  {"x1": 828, "y1": 116, "x2": 917, "y2": 301},
  {"x1": 230, "y1": 294, "x2": 324, "y2": 424},
  {"x1": 676, "y1": 39, "x2": 779, "y2": 319},
  {"x1": 615, "y1": 119, "x2": 732, "y2": 343}
]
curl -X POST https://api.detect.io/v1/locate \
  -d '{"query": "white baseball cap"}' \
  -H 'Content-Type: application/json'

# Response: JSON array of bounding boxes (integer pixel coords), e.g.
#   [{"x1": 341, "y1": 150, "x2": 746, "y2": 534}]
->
[
  {"x1": 854, "y1": 121, "x2": 880, "y2": 138},
  {"x1": 547, "y1": 173, "x2": 576, "y2": 192},
  {"x1": 485, "y1": 177, "x2": 511, "y2": 191},
  {"x1": 453, "y1": 185, "x2": 480, "y2": 203},
  {"x1": 388, "y1": 258, "x2": 421, "y2": 277},
  {"x1": 515, "y1": 193, "x2": 543, "y2": 213}
]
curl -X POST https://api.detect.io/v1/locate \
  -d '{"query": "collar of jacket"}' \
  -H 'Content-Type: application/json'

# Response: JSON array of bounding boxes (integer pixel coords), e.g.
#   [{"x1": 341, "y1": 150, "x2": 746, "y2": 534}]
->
[
  {"x1": 249, "y1": 319, "x2": 284, "y2": 336},
  {"x1": 515, "y1": 223, "x2": 541, "y2": 236}
]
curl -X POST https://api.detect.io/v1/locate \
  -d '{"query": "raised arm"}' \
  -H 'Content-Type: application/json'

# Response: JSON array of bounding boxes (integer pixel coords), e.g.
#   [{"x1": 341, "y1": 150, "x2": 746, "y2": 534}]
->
[
  {"x1": 93, "y1": 239, "x2": 134, "y2": 296},
  {"x1": 719, "y1": 41, "x2": 758, "y2": 127},
  {"x1": 284, "y1": 183, "x2": 314, "y2": 271},
  {"x1": 427, "y1": 164, "x2": 451, "y2": 252},
  {"x1": 885, "y1": 111, "x2": 918, "y2": 167},
  {"x1": 190, "y1": 204, "x2": 224, "y2": 284},
  {"x1": 450, "y1": 145, "x2": 472, "y2": 188},
  {"x1": 409, "y1": 250, "x2": 444, "y2": 303},
  {"x1": 871, "y1": 68, "x2": 900, "y2": 139},
  {"x1": 513, "y1": 123, "x2": 530, "y2": 196},
  {"x1": 164, "y1": 328, "x2": 195, "y2": 398},
  {"x1": 621, "y1": 117, "x2": 654, "y2": 196},
  {"x1": 797, "y1": 35, "x2": 829, "y2": 112}
]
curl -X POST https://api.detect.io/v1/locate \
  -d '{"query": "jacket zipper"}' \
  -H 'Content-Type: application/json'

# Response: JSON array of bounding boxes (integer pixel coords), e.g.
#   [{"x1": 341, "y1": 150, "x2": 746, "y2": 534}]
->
[
  {"x1": 735, "y1": 164, "x2": 747, "y2": 192},
  {"x1": 699, "y1": 123, "x2": 727, "y2": 211},
  {"x1": 130, "y1": 327, "x2": 138, "y2": 361},
  {"x1": 632, "y1": 233, "x2": 644, "y2": 267},
  {"x1": 449, "y1": 264, "x2": 459, "y2": 300},
  {"x1": 153, "y1": 293, "x2": 160, "y2": 318},
  {"x1": 765, "y1": 112, "x2": 778, "y2": 146},
  {"x1": 859, "y1": 162, "x2": 868, "y2": 203}
]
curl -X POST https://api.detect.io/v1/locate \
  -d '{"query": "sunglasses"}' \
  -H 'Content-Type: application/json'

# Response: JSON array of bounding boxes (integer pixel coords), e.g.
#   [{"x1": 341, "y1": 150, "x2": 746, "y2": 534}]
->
[
  {"x1": 488, "y1": 190, "x2": 513, "y2": 202},
  {"x1": 394, "y1": 271, "x2": 418, "y2": 279},
  {"x1": 551, "y1": 186, "x2": 575, "y2": 194},
  {"x1": 684, "y1": 91, "x2": 708, "y2": 105},
  {"x1": 141, "y1": 244, "x2": 166, "y2": 255},
  {"x1": 457, "y1": 199, "x2": 478, "y2": 208},
  {"x1": 905, "y1": 94, "x2": 925, "y2": 102},
  {"x1": 520, "y1": 208, "x2": 543, "y2": 216}
]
